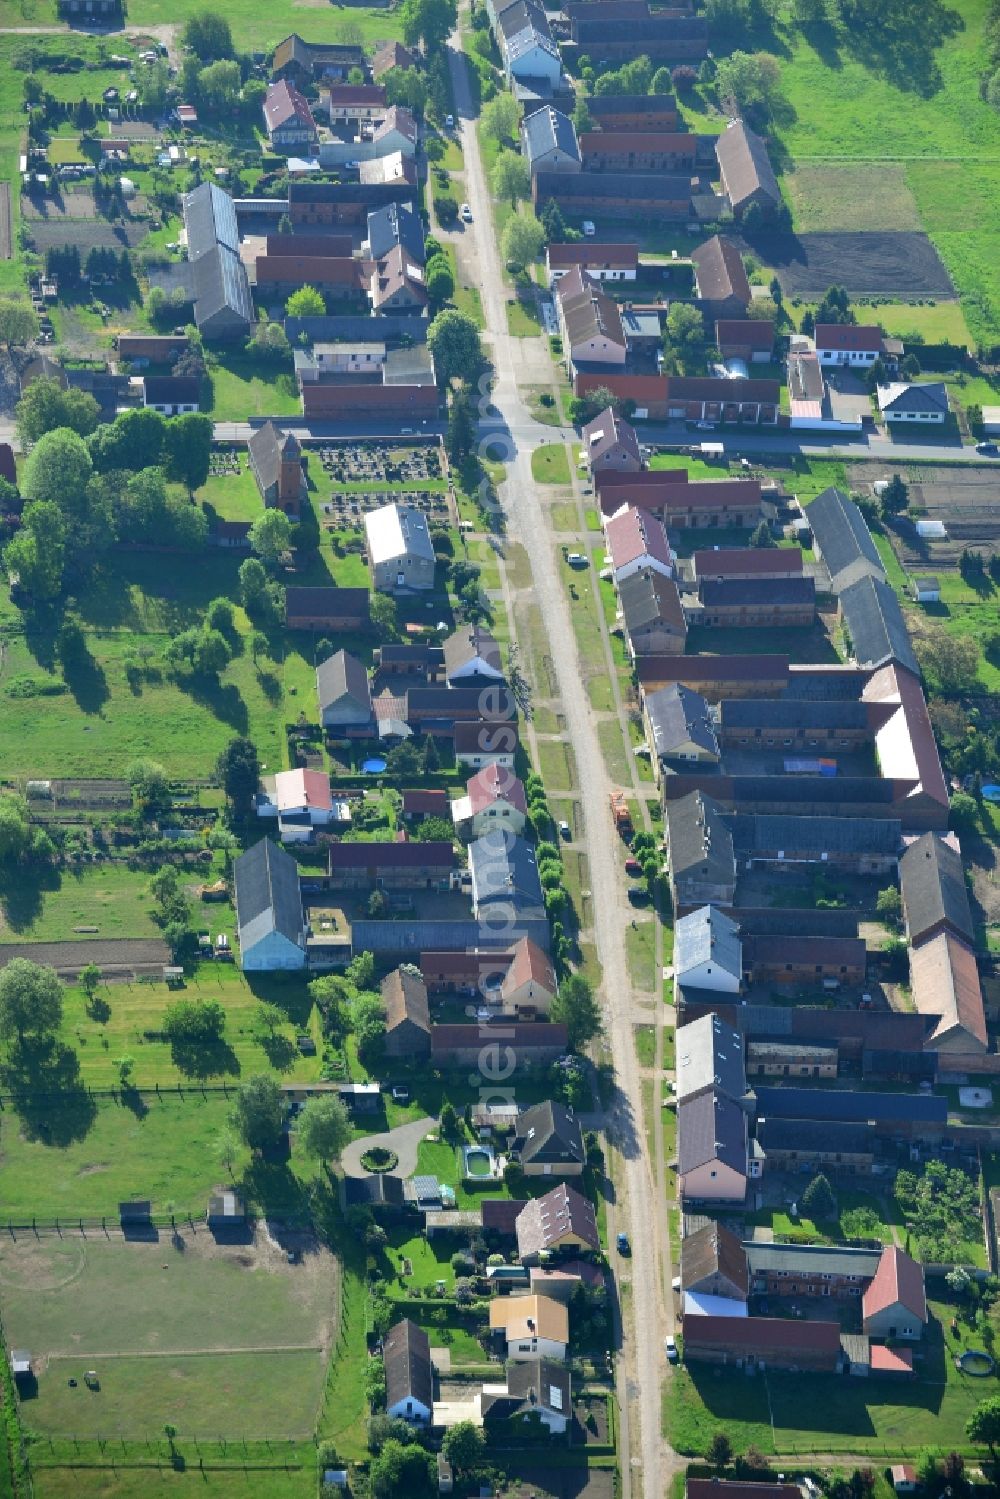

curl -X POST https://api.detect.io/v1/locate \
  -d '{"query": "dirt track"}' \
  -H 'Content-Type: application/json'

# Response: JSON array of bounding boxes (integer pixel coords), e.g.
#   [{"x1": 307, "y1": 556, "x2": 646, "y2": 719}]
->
[
  {"x1": 0, "y1": 937, "x2": 170, "y2": 977},
  {"x1": 0, "y1": 183, "x2": 11, "y2": 261}
]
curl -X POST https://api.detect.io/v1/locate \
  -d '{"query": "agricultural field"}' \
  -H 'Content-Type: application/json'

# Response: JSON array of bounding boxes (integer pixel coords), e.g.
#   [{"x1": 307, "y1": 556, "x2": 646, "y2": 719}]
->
[{"x1": 0, "y1": 1232, "x2": 337, "y2": 1438}]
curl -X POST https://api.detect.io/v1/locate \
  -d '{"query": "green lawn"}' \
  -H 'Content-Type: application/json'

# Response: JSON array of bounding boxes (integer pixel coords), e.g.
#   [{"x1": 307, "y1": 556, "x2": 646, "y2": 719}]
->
[
  {"x1": 27, "y1": 1351, "x2": 325, "y2": 1439},
  {"x1": 382, "y1": 1229, "x2": 457, "y2": 1294},
  {"x1": 197, "y1": 468, "x2": 263, "y2": 523},
  {"x1": 32, "y1": 1463, "x2": 315, "y2": 1499},
  {"x1": 0, "y1": 0, "x2": 408, "y2": 50},
  {"x1": 625, "y1": 919, "x2": 656, "y2": 995},
  {"x1": 206, "y1": 357, "x2": 300, "y2": 423},
  {"x1": 0, "y1": 863, "x2": 162, "y2": 943},
  {"x1": 668, "y1": 1299, "x2": 993, "y2": 1456},
  {"x1": 507, "y1": 295, "x2": 542, "y2": 337},
  {"x1": 531, "y1": 444, "x2": 571, "y2": 484},
  {"x1": 874, "y1": 300, "x2": 974, "y2": 346}
]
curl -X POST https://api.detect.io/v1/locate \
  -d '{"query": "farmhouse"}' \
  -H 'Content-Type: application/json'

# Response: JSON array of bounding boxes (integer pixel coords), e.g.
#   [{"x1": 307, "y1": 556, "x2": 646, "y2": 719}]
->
[
  {"x1": 430, "y1": 1024, "x2": 567, "y2": 1068},
  {"x1": 598, "y1": 472, "x2": 764, "y2": 528},
  {"x1": 729, "y1": 812, "x2": 901, "y2": 874},
  {"x1": 372, "y1": 39, "x2": 417, "y2": 76},
  {"x1": 453, "y1": 718, "x2": 519, "y2": 770},
  {"x1": 743, "y1": 933, "x2": 867, "y2": 987},
  {"x1": 382, "y1": 967, "x2": 432, "y2": 1059},
  {"x1": 579, "y1": 130, "x2": 698, "y2": 173},
  {"x1": 233, "y1": 838, "x2": 307, "y2": 972},
  {"x1": 248, "y1": 423, "x2": 306, "y2": 516},
  {"x1": 512, "y1": 1102, "x2": 585, "y2": 1176},
  {"x1": 696, "y1": 575, "x2": 816, "y2": 628},
  {"x1": 744, "y1": 1242, "x2": 881, "y2": 1298},
  {"x1": 323, "y1": 83, "x2": 387, "y2": 123},
  {"x1": 715, "y1": 119, "x2": 781, "y2": 218},
  {"x1": 384, "y1": 1319, "x2": 433, "y2": 1423},
  {"x1": 693, "y1": 548, "x2": 802, "y2": 583},
  {"x1": 556, "y1": 267, "x2": 627, "y2": 368},
  {"x1": 643, "y1": 683, "x2": 720, "y2": 769},
  {"x1": 317, "y1": 649, "x2": 373, "y2": 730},
  {"x1": 489, "y1": 1296, "x2": 569, "y2": 1361},
  {"x1": 619, "y1": 571, "x2": 688, "y2": 657},
  {"x1": 862, "y1": 1247, "x2": 927, "y2": 1340},
  {"x1": 515, "y1": 1182, "x2": 599, "y2": 1261},
  {"x1": 365, "y1": 503, "x2": 436, "y2": 592},
  {"x1": 908, "y1": 932, "x2": 987, "y2": 1053},
  {"x1": 534, "y1": 170, "x2": 692, "y2": 221},
  {"x1": 271, "y1": 34, "x2": 365, "y2": 84},
  {"x1": 256, "y1": 768, "x2": 342, "y2": 842},
  {"x1": 116, "y1": 334, "x2": 189, "y2": 367}
]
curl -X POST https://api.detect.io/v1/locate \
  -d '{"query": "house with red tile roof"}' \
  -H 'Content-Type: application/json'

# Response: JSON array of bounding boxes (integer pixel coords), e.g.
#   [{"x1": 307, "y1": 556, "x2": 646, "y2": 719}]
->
[
  {"x1": 604, "y1": 505, "x2": 674, "y2": 584},
  {"x1": 452, "y1": 765, "x2": 528, "y2": 839},
  {"x1": 263, "y1": 80, "x2": 317, "y2": 152},
  {"x1": 862, "y1": 1247, "x2": 927, "y2": 1340},
  {"x1": 500, "y1": 935, "x2": 558, "y2": 1016},
  {"x1": 814, "y1": 324, "x2": 885, "y2": 367}
]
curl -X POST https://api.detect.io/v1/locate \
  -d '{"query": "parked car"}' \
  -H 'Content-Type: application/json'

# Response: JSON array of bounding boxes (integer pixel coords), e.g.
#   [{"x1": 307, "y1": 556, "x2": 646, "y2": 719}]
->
[
  {"x1": 665, "y1": 1335, "x2": 678, "y2": 1363},
  {"x1": 616, "y1": 1231, "x2": 631, "y2": 1255},
  {"x1": 582, "y1": 220, "x2": 596, "y2": 236},
  {"x1": 558, "y1": 819, "x2": 571, "y2": 839},
  {"x1": 976, "y1": 441, "x2": 999, "y2": 456},
  {"x1": 445, "y1": 113, "x2": 454, "y2": 127},
  {"x1": 628, "y1": 885, "x2": 649, "y2": 906},
  {"x1": 460, "y1": 202, "x2": 473, "y2": 222},
  {"x1": 567, "y1": 552, "x2": 588, "y2": 568},
  {"x1": 624, "y1": 856, "x2": 641, "y2": 875}
]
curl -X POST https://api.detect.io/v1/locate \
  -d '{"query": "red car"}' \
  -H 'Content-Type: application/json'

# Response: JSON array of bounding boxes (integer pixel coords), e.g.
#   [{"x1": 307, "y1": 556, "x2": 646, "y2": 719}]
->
[{"x1": 624, "y1": 857, "x2": 641, "y2": 875}]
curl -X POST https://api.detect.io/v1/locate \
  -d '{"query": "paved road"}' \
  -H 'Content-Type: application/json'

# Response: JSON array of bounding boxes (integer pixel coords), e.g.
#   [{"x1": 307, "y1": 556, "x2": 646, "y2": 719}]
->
[
  {"x1": 445, "y1": 27, "x2": 668, "y2": 1499},
  {"x1": 340, "y1": 1116, "x2": 436, "y2": 1179}
]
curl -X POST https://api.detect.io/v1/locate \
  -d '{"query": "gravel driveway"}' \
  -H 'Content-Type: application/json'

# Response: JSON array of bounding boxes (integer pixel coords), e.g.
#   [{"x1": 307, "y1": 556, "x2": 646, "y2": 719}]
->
[{"x1": 340, "y1": 1115, "x2": 437, "y2": 1179}]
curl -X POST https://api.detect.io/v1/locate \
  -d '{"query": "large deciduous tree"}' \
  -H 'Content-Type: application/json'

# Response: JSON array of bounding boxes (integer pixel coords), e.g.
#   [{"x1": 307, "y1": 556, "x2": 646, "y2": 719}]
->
[{"x1": 0, "y1": 959, "x2": 64, "y2": 1042}]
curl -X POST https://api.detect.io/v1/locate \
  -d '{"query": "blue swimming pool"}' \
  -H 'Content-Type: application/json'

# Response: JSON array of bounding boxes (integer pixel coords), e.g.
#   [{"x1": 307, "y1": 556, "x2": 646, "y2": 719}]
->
[{"x1": 362, "y1": 757, "x2": 387, "y2": 774}]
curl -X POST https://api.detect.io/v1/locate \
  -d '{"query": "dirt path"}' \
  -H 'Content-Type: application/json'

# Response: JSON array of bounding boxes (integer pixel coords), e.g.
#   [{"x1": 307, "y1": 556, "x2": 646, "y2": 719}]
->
[{"x1": 444, "y1": 26, "x2": 671, "y2": 1499}]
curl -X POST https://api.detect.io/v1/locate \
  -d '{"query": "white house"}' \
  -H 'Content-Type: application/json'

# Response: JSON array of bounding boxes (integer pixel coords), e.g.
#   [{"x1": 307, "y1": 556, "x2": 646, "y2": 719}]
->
[
  {"x1": 256, "y1": 768, "x2": 346, "y2": 843},
  {"x1": 234, "y1": 838, "x2": 307, "y2": 971},
  {"x1": 674, "y1": 905, "x2": 742, "y2": 993},
  {"x1": 877, "y1": 382, "x2": 949, "y2": 425},
  {"x1": 604, "y1": 504, "x2": 674, "y2": 585},
  {"x1": 364, "y1": 502, "x2": 436, "y2": 592},
  {"x1": 489, "y1": 1295, "x2": 569, "y2": 1362},
  {"x1": 814, "y1": 324, "x2": 884, "y2": 367},
  {"x1": 503, "y1": 25, "x2": 561, "y2": 83}
]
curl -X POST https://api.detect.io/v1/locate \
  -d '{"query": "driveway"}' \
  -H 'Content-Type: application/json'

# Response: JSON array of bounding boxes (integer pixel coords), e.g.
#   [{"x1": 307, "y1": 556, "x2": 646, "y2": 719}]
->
[{"x1": 340, "y1": 1115, "x2": 436, "y2": 1179}]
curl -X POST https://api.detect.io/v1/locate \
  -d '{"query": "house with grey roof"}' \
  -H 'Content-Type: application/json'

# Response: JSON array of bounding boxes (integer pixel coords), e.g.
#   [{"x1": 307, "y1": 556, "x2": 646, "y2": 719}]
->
[
  {"x1": 385, "y1": 1319, "x2": 433, "y2": 1423},
  {"x1": 681, "y1": 1221, "x2": 748, "y2": 1304},
  {"x1": 481, "y1": 1359, "x2": 572, "y2": 1433},
  {"x1": 469, "y1": 831, "x2": 546, "y2": 923},
  {"x1": 715, "y1": 118, "x2": 781, "y2": 219},
  {"x1": 674, "y1": 906, "x2": 742, "y2": 994},
  {"x1": 366, "y1": 201, "x2": 425, "y2": 264},
  {"x1": 664, "y1": 791, "x2": 736, "y2": 911},
  {"x1": 521, "y1": 107, "x2": 581, "y2": 175},
  {"x1": 839, "y1": 573, "x2": 920, "y2": 676},
  {"x1": 678, "y1": 1089, "x2": 748, "y2": 1203},
  {"x1": 731, "y1": 813, "x2": 901, "y2": 875},
  {"x1": 382, "y1": 967, "x2": 431, "y2": 1059},
  {"x1": 620, "y1": 572, "x2": 687, "y2": 657},
  {"x1": 514, "y1": 1182, "x2": 599, "y2": 1263},
  {"x1": 442, "y1": 624, "x2": 504, "y2": 685},
  {"x1": 365, "y1": 503, "x2": 436, "y2": 593},
  {"x1": 512, "y1": 1101, "x2": 585, "y2": 1176},
  {"x1": 316, "y1": 649, "x2": 373, "y2": 729},
  {"x1": 676, "y1": 1012, "x2": 746, "y2": 1103},
  {"x1": 234, "y1": 838, "x2": 306, "y2": 971},
  {"x1": 877, "y1": 382, "x2": 949, "y2": 425},
  {"x1": 806, "y1": 486, "x2": 886, "y2": 594},
  {"x1": 581, "y1": 407, "x2": 642, "y2": 473},
  {"x1": 643, "y1": 683, "x2": 719, "y2": 773},
  {"x1": 899, "y1": 832, "x2": 974, "y2": 947},
  {"x1": 182, "y1": 182, "x2": 252, "y2": 340}
]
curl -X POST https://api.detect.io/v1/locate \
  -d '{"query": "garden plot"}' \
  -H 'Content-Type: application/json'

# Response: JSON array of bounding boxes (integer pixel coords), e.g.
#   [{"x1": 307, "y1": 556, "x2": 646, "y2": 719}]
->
[{"x1": 0, "y1": 1229, "x2": 338, "y2": 1438}]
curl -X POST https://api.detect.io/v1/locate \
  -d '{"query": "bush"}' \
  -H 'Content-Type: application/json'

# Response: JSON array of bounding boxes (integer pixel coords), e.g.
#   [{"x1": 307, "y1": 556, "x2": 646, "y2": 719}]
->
[{"x1": 436, "y1": 193, "x2": 459, "y2": 225}]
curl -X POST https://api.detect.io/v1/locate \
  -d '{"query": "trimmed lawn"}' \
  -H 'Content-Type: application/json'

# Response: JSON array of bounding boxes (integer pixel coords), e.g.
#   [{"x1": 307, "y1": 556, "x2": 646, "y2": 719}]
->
[
  {"x1": 0, "y1": 863, "x2": 161, "y2": 943},
  {"x1": 507, "y1": 295, "x2": 542, "y2": 337},
  {"x1": 197, "y1": 468, "x2": 263, "y2": 523},
  {"x1": 625, "y1": 919, "x2": 656, "y2": 995},
  {"x1": 531, "y1": 444, "x2": 571, "y2": 484},
  {"x1": 875, "y1": 300, "x2": 973, "y2": 347},
  {"x1": 32, "y1": 1465, "x2": 314, "y2": 1499},
  {"x1": 206, "y1": 357, "x2": 300, "y2": 422},
  {"x1": 383, "y1": 1230, "x2": 456, "y2": 1294}
]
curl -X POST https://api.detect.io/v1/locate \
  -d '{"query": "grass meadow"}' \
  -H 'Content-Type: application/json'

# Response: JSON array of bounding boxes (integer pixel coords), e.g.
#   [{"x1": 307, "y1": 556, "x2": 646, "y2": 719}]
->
[{"x1": 773, "y1": 0, "x2": 1000, "y2": 344}]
